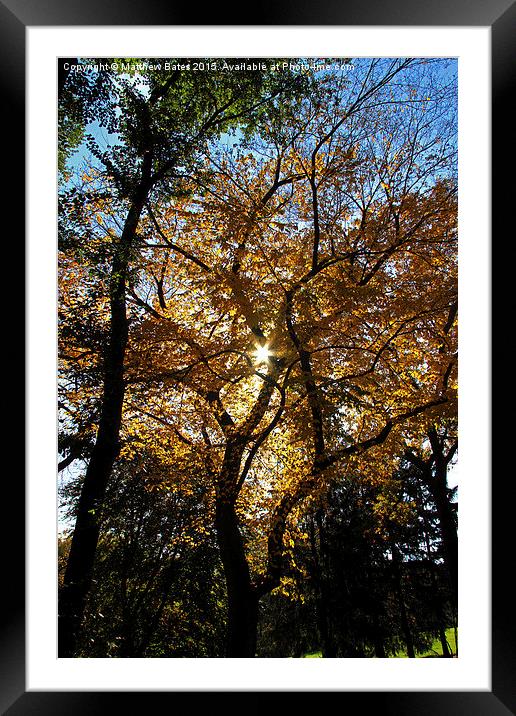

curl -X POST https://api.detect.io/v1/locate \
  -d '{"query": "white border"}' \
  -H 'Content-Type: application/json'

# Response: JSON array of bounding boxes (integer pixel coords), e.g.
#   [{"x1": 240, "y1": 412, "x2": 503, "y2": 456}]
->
[{"x1": 27, "y1": 26, "x2": 490, "y2": 691}]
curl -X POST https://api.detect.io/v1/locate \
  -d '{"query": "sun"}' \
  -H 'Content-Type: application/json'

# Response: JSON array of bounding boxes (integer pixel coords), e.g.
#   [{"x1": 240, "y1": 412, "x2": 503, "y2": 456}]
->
[{"x1": 254, "y1": 344, "x2": 271, "y2": 365}]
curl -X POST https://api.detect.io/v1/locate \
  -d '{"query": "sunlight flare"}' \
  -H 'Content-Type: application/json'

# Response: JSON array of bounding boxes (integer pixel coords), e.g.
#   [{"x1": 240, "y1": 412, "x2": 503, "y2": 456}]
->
[{"x1": 254, "y1": 343, "x2": 271, "y2": 365}]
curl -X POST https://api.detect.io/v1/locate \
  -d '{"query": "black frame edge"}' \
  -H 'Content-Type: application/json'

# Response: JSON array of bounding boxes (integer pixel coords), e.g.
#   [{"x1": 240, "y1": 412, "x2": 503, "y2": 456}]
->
[
  {"x1": 1, "y1": 1, "x2": 26, "y2": 714},
  {"x1": 492, "y1": 3, "x2": 516, "y2": 714},
  {"x1": 7, "y1": 0, "x2": 513, "y2": 712}
]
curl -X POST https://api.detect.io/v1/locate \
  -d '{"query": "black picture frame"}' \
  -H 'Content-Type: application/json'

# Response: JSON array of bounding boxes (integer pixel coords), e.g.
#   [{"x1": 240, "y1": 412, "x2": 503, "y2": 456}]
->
[{"x1": 6, "y1": 0, "x2": 512, "y2": 712}]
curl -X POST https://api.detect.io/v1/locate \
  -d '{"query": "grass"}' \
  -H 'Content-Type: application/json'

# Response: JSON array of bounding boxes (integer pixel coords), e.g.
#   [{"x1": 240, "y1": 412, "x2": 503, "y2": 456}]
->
[
  {"x1": 384, "y1": 627, "x2": 458, "y2": 658},
  {"x1": 417, "y1": 627, "x2": 457, "y2": 658},
  {"x1": 301, "y1": 628, "x2": 457, "y2": 658}
]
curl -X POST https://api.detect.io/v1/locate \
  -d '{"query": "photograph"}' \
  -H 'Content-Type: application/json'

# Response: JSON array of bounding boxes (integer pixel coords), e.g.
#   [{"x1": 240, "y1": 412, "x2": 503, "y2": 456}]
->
[
  {"x1": 57, "y1": 56, "x2": 459, "y2": 660},
  {"x1": 6, "y1": 2, "x2": 509, "y2": 709}
]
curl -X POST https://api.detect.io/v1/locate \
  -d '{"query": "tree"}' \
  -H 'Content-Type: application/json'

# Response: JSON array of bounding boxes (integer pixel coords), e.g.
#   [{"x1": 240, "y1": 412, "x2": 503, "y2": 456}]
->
[
  {"x1": 257, "y1": 462, "x2": 455, "y2": 658},
  {"x1": 404, "y1": 418, "x2": 458, "y2": 601},
  {"x1": 60, "y1": 451, "x2": 226, "y2": 657},
  {"x1": 58, "y1": 58, "x2": 310, "y2": 656},
  {"x1": 395, "y1": 458, "x2": 457, "y2": 657},
  {"x1": 59, "y1": 58, "x2": 458, "y2": 656}
]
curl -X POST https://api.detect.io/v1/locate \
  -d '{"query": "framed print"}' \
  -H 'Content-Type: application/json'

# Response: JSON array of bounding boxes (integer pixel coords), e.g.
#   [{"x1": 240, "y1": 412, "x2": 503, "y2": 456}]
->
[{"x1": 5, "y1": 0, "x2": 512, "y2": 712}]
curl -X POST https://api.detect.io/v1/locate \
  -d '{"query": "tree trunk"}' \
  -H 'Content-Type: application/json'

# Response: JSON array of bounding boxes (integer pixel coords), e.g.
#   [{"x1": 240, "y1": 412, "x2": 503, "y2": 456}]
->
[
  {"x1": 215, "y1": 501, "x2": 258, "y2": 657},
  {"x1": 372, "y1": 613, "x2": 386, "y2": 658},
  {"x1": 391, "y1": 543, "x2": 415, "y2": 658},
  {"x1": 426, "y1": 429, "x2": 458, "y2": 603},
  {"x1": 427, "y1": 559, "x2": 453, "y2": 658},
  {"x1": 432, "y1": 487, "x2": 458, "y2": 602},
  {"x1": 311, "y1": 512, "x2": 337, "y2": 658},
  {"x1": 118, "y1": 616, "x2": 137, "y2": 658},
  {"x1": 398, "y1": 590, "x2": 415, "y2": 658},
  {"x1": 317, "y1": 598, "x2": 337, "y2": 658},
  {"x1": 58, "y1": 168, "x2": 152, "y2": 657},
  {"x1": 439, "y1": 626, "x2": 452, "y2": 657}
]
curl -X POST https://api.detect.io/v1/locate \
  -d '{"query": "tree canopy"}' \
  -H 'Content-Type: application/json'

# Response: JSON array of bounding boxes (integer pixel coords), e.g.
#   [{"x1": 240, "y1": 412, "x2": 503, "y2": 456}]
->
[{"x1": 58, "y1": 57, "x2": 458, "y2": 658}]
